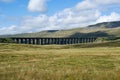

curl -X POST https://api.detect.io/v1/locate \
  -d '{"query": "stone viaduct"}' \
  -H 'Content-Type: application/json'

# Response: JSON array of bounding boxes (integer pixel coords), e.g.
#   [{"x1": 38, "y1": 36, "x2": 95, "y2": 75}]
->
[{"x1": 11, "y1": 37, "x2": 97, "y2": 45}]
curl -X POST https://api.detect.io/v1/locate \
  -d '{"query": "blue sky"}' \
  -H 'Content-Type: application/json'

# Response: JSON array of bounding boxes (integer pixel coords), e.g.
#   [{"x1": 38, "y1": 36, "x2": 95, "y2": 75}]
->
[
  {"x1": 0, "y1": 0, "x2": 120, "y2": 35},
  {"x1": 0, "y1": 0, "x2": 81, "y2": 16}
]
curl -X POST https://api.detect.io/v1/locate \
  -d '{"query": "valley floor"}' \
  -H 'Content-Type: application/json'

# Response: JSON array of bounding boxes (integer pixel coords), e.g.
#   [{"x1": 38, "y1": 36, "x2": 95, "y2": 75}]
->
[{"x1": 0, "y1": 43, "x2": 120, "y2": 80}]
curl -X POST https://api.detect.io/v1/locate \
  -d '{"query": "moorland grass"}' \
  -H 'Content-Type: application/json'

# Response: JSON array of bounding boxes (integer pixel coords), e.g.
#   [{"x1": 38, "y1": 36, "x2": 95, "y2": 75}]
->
[{"x1": 0, "y1": 42, "x2": 120, "y2": 80}]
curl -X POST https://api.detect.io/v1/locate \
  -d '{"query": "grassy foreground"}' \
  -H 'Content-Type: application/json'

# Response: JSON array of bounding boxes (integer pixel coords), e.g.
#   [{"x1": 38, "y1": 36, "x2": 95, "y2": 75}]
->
[{"x1": 0, "y1": 42, "x2": 120, "y2": 80}]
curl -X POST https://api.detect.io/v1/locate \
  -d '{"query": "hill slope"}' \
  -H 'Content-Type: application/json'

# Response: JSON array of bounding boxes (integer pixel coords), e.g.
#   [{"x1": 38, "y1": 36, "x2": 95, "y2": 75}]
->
[
  {"x1": 0, "y1": 21, "x2": 120, "y2": 38},
  {"x1": 88, "y1": 21, "x2": 120, "y2": 28}
]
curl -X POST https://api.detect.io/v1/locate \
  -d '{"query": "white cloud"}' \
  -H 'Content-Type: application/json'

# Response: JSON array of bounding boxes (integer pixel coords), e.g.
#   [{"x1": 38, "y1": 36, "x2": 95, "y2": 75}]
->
[
  {"x1": 0, "y1": 9, "x2": 101, "y2": 35},
  {"x1": 92, "y1": 0, "x2": 120, "y2": 5},
  {"x1": 0, "y1": 25, "x2": 18, "y2": 35},
  {"x1": 75, "y1": 0, "x2": 97, "y2": 10},
  {"x1": 28, "y1": 0, "x2": 48, "y2": 12},
  {"x1": 75, "y1": 0, "x2": 120, "y2": 11},
  {"x1": 96, "y1": 12, "x2": 120, "y2": 23}
]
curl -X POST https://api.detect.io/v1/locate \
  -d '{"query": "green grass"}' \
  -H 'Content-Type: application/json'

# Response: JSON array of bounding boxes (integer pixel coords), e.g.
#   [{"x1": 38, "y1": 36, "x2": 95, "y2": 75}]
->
[{"x1": 0, "y1": 42, "x2": 120, "y2": 80}]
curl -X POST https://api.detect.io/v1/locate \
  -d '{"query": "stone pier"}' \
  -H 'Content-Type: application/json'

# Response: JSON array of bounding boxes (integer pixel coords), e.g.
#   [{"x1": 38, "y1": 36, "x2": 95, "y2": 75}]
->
[{"x1": 12, "y1": 37, "x2": 97, "y2": 45}]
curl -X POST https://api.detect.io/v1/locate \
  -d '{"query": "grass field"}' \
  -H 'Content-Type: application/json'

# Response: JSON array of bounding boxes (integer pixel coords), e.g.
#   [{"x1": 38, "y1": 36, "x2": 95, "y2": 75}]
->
[{"x1": 0, "y1": 41, "x2": 120, "y2": 80}]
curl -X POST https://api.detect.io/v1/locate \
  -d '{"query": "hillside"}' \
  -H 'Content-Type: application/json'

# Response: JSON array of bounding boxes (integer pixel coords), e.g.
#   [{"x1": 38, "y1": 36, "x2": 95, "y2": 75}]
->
[
  {"x1": 88, "y1": 21, "x2": 120, "y2": 28},
  {"x1": 0, "y1": 21, "x2": 120, "y2": 38}
]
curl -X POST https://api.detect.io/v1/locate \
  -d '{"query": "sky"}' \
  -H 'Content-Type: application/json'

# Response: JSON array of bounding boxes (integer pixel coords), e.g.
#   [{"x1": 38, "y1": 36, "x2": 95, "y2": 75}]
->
[{"x1": 0, "y1": 0, "x2": 120, "y2": 35}]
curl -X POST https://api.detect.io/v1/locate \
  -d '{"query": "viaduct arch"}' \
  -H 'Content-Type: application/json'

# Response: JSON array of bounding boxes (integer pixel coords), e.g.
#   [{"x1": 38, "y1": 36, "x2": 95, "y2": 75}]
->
[{"x1": 12, "y1": 37, "x2": 97, "y2": 45}]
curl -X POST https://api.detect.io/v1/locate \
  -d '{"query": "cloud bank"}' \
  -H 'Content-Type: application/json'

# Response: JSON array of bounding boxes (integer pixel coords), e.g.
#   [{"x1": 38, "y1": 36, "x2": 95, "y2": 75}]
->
[{"x1": 0, "y1": 0, "x2": 120, "y2": 35}]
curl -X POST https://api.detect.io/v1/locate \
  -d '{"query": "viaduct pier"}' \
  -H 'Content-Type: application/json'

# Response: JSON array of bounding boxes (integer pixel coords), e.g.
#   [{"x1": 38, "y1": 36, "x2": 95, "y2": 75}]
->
[{"x1": 12, "y1": 37, "x2": 97, "y2": 45}]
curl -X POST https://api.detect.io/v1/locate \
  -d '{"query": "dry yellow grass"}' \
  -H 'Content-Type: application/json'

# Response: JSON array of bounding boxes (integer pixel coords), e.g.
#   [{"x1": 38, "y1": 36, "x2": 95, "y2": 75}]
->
[{"x1": 0, "y1": 43, "x2": 120, "y2": 80}]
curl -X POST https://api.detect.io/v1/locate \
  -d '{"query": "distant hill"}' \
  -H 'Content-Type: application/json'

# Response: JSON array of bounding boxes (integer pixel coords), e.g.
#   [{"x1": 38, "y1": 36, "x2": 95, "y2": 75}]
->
[
  {"x1": 88, "y1": 21, "x2": 120, "y2": 28},
  {"x1": 0, "y1": 21, "x2": 120, "y2": 38}
]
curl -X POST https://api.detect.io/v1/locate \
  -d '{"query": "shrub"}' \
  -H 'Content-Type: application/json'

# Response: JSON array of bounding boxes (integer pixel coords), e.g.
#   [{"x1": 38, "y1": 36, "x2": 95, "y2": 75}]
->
[{"x1": 0, "y1": 38, "x2": 14, "y2": 43}]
